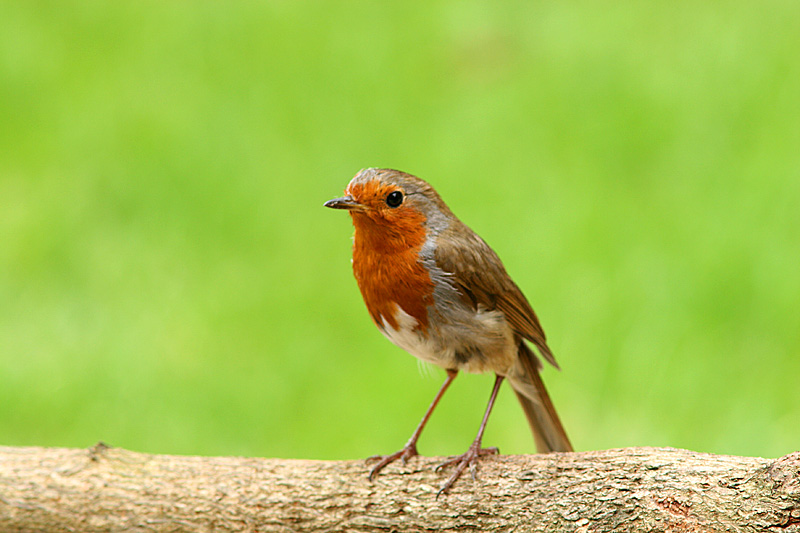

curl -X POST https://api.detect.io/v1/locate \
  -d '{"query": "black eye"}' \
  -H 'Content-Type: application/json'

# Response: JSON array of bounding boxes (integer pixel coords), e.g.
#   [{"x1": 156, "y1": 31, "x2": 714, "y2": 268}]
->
[{"x1": 386, "y1": 190, "x2": 404, "y2": 208}]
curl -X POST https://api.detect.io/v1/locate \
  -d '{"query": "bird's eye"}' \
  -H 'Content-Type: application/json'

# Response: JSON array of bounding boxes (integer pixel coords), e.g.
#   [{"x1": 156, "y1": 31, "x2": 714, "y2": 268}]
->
[{"x1": 386, "y1": 190, "x2": 404, "y2": 208}]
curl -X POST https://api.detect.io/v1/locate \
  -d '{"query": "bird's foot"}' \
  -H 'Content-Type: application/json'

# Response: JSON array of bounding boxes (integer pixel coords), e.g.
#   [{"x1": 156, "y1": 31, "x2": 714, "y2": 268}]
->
[
  {"x1": 434, "y1": 444, "x2": 499, "y2": 497},
  {"x1": 366, "y1": 442, "x2": 419, "y2": 481}
]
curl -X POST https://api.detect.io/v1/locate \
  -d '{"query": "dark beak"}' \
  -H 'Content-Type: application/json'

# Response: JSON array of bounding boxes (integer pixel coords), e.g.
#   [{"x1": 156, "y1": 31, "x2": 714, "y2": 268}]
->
[{"x1": 324, "y1": 195, "x2": 364, "y2": 211}]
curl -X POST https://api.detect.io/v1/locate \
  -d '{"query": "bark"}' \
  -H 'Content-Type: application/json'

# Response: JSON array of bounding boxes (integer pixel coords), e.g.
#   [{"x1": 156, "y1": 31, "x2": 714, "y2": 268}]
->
[{"x1": 0, "y1": 444, "x2": 798, "y2": 532}]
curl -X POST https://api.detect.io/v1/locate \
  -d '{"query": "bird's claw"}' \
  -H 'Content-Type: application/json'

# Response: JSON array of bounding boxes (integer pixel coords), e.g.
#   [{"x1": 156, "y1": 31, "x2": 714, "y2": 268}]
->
[
  {"x1": 366, "y1": 443, "x2": 419, "y2": 481},
  {"x1": 435, "y1": 445, "x2": 498, "y2": 497}
]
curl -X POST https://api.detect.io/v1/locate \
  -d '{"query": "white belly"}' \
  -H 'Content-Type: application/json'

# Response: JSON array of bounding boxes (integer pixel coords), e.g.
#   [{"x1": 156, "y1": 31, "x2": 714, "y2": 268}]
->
[{"x1": 379, "y1": 303, "x2": 517, "y2": 375}]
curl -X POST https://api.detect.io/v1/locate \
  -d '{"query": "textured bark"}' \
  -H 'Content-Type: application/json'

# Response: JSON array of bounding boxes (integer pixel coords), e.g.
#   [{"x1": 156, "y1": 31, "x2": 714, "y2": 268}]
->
[{"x1": 0, "y1": 444, "x2": 798, "y2": 532}]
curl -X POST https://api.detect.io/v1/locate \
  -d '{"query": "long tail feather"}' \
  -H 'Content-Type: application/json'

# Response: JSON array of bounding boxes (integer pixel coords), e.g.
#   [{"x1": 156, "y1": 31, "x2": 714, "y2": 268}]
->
[{"x1": 507, "y1": 343, "x2": 573, "y2": 453}]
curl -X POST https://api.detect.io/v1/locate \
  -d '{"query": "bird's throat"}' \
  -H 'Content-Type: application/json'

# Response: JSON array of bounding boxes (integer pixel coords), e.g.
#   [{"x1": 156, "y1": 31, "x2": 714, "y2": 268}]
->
[{"x1": 350, "y1": 212, "x2": 434, "y2": 332}]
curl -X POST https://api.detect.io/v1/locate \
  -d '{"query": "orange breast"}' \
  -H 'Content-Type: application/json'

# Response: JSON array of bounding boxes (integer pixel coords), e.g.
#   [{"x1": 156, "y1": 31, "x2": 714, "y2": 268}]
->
[{"x1": 350, "y1": 209, "x2": 434, "y2": 332}]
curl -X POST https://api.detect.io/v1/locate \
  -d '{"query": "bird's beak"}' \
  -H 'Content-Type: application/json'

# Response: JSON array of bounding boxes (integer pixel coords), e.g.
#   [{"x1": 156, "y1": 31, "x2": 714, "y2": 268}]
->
[{"x1": 324, "y1": 195, "x2": 365, "y2": 211}]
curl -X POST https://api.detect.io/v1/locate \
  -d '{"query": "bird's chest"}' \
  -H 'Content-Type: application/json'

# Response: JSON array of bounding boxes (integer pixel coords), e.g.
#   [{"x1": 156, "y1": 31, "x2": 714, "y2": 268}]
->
[
  {"x1": 352, "y1": 245, "x2": 516, "y2": 374},
  {"x1": 352, "y1": 245, "x2": 434, "y2": 333},
  {"x1": 350, "y1": 223, "x2": 517, "y2": 374}
]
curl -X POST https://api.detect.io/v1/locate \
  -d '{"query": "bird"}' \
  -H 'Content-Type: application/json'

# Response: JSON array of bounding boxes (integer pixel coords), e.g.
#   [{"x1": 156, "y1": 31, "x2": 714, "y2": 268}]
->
[{"x1": 324, "y1": 168, "x2": 572, "y2": 496}]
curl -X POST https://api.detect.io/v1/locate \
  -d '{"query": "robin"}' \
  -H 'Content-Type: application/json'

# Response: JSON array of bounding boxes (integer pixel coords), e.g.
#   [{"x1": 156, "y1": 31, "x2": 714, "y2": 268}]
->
[{"x1": 325, "y1": 168, "x2": 572, "y2": 496}]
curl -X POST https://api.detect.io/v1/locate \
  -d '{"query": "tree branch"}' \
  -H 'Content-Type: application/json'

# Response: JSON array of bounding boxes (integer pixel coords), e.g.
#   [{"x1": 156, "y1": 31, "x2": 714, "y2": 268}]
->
[{"x1": 0, "y1": 444, "x2": 798, "y2": 532}]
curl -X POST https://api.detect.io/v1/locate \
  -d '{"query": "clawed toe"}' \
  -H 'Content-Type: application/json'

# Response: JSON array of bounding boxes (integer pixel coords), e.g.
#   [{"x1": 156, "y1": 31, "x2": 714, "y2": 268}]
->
[
  {"x1": 366, "y1": 444, "x2": 418, "y2": 481},
  {"x1": 435, "y1": 445, "x2": 498, "y2": 497},
  {"x1": 435, "y1": 446, "x2": 498, "y2": 472}
]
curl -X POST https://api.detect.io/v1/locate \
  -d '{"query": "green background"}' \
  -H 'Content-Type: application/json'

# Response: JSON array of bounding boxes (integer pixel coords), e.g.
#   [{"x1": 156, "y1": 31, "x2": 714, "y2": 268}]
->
[{"x1": 2, "y1": 2, "x2": 798, "y2": 462}]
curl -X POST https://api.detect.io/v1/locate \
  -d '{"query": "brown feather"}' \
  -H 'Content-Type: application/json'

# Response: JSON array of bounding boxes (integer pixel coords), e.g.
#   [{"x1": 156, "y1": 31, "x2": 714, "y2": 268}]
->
[
  {"x1": 434, "y1": 219, "x2": 559, "y2": 369},
  {"x1": 510, "y1": 343, "x2": 573, "y2": 452}
]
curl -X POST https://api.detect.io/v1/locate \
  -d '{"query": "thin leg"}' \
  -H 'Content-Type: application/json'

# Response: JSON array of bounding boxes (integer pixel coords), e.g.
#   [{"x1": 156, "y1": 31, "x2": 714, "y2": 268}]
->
[
  {"x1": 367, "y1": 369, "x2": 458, "y2": 480},
  {"x1": 435, "y1": 374, "x2": 504, "y2": 497}
]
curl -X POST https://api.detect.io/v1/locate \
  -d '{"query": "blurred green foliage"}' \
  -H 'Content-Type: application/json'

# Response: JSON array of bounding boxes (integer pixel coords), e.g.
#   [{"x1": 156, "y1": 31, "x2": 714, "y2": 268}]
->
[{"x1": 1, "y1": 2, "x2": 798, "y2": 461}]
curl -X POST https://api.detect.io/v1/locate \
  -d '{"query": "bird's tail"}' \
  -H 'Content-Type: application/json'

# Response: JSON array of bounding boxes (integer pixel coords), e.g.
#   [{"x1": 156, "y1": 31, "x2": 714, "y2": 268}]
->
[{"x1": 507, "y1": 342, "x2": 573, "y2": 453}]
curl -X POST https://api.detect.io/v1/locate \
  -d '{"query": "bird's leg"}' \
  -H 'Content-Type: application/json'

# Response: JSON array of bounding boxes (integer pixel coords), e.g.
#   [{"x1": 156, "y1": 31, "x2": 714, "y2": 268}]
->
[
  {"x1": 367, "y1": 369, "x2": 458, "y2": 480},
  {"x1": 435, "y1": 374, "x2": 504, "y2": 497}
]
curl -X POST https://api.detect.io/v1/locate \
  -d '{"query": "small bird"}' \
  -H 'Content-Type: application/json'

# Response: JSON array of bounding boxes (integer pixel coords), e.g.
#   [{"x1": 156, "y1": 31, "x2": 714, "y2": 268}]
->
[{"x1": 325, "y1": 168, "x2": 572, "y2": 495}]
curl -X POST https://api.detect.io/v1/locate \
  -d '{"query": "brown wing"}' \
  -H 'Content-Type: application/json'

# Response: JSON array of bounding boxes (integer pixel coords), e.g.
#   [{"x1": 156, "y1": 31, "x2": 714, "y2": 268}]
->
[{"x1": 434, "y1": 221, "x2": 559, "y2": 369}]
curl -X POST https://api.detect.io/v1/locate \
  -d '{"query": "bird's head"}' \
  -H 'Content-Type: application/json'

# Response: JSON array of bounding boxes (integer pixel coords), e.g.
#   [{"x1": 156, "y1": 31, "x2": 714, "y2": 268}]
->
[{"x1": 324, "y1": 168, "x2": 452, "y2": 252}]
